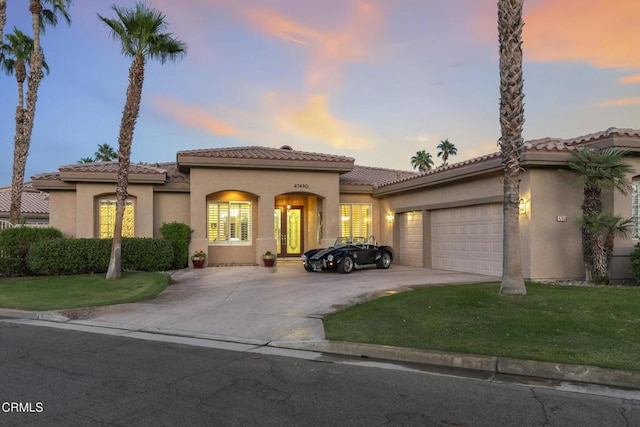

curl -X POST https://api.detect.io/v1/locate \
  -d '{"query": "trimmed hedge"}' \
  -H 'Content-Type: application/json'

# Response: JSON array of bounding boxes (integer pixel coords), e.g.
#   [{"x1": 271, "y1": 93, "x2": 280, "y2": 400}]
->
[
  {"x1": 160, "y1": 222, "x2": 192, "y2": 269},
  {"x1": 27, "y1": 238, "x2": 174, "y2": 275},
  {"x1": 630, "y1": 243, "x2": 640, "y2": 284},
  {"x1": 0, "y1": 226, "x2": 63, "y2": 276}
]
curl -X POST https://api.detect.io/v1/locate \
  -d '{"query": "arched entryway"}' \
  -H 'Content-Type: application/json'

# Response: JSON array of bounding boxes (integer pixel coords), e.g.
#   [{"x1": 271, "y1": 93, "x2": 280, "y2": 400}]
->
[{"x1": 274, "y1": 193, "x2": 323, "y2": 258}]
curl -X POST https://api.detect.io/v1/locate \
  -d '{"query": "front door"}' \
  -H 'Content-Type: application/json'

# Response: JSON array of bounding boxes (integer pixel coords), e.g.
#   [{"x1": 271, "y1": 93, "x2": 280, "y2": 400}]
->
[{"x1": 274, "y1": 206, "x2": 303, "y2": 257}]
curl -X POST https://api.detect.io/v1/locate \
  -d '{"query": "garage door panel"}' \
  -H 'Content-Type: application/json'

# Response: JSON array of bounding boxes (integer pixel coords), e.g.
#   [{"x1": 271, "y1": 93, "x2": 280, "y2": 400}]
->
[
  {"x1": 399, "y1": 211, "x2": 423, "y2": 267},
  {"x1": 432, "y1": 204, "x2": 502, "y2": 275}
]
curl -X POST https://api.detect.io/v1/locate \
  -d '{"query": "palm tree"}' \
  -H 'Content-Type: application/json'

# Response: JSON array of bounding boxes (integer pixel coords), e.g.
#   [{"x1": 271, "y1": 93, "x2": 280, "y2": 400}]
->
[
  {"x1": 94, "y1": 143, "x2": 118, "y2": 161},
  {"x1": 436, "y1": 139, "x2": 457, "y2": 166},
  {"x1": 2, "y1": 28, "x2": 50, "y2": 225},
  {"x1": 410, "y1": 150, "x2": 434, "y2": 172},
  {"x1": 78, "y1": 157, "x2": 95, "y2": 164},
  {"x1": 9, "y1": 0, "x2": 71, "y2": 224},
  {"x1": 567, "y1": 147, "x2": 633, "y2": 282},
  {"x1": 99, "y1": 2, "x2": 186, "y2": 280},
  {"x1": 575, "y1": 212, "x2": 632, "y2": 284},
  {"x1": 1, "y1": 28, "x2": 50, "y2": 109},
  {"x1": 497, "y1": 0, "x2": 526, "y2": 295},
  {"x1": 0, "y1": 0, "x2": 6, "y2": 50}
]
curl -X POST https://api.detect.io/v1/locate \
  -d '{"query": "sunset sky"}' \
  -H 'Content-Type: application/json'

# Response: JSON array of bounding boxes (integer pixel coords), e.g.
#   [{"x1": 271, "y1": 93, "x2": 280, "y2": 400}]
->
[{"x1": 1, "y1": 0, "x2": 638, "y2": 184}]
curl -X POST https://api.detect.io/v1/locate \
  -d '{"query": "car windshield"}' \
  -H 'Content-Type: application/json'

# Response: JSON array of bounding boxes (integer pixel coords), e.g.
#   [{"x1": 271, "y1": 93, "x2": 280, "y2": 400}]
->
[{"x1": 334, "y1": 237, "x2": 366, "y2": 247}]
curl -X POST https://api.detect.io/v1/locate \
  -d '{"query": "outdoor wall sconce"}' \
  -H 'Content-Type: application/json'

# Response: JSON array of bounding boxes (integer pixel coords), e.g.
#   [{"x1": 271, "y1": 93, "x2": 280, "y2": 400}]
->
[
  {"x1": 386, "y1": 212, "x2": 394, "y2": 223},
  {"x1": 519, "y1": 198, "x2": 527, "y2": 215}
]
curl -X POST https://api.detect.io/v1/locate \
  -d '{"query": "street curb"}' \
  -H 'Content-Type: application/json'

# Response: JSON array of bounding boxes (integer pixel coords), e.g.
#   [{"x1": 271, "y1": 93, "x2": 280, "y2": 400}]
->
[
  {"x1": 0, "y1": 308, "x2": 69, "y2": 322},
  {"x1": 271, "y1": 340, "x2": 640, "y2": 390}
]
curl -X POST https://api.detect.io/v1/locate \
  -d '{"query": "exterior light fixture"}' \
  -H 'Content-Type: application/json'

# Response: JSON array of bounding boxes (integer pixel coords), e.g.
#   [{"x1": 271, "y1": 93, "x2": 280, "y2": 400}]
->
[
  {"x1": 386, "y1": 212, "x2": 394, "y2": 223},
  {"x1": 519, "y1": 198, "x2": 527, "y2": 215}
]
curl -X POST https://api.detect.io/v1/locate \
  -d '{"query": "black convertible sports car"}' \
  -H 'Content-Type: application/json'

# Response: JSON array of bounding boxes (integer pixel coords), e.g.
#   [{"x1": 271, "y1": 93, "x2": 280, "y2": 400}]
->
[{"x1": 301, "y1": 236, "x2": 394, "y2": 274}]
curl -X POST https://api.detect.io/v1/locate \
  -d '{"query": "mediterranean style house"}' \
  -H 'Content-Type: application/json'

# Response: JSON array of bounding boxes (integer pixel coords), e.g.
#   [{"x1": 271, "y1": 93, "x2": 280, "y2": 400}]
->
[{"x1": 31, "y1": 127, "x2": 640, "y2": 281}]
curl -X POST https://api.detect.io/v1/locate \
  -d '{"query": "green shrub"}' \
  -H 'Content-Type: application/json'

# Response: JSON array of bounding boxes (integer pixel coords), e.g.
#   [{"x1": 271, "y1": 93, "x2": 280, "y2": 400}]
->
[
  {"x1": 0, "y1": 226, "x2": 63, "y2": 276},
  {"x1": 629, "y1": 243, "x2": 640, "y2": 284},
  {"x1": 159, "y1": 221, "x2": 192, "y2": 269},
  {"x1": 28, "y1": 237, "x2": 174, "y2": 275}
]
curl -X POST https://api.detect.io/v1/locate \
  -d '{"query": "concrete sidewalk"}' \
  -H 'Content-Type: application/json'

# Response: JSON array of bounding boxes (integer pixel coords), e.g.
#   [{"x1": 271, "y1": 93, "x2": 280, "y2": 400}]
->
[{"x1": 1, "y1": 264, "x2": 639, "y2": 391}]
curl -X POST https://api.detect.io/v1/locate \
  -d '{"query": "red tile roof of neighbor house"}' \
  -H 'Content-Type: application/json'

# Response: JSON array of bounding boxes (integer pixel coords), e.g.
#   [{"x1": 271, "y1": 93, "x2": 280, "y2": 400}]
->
[
  {"x1": 0, "y1": 184, "x2": 49, "y2": 215},
  {"x1": 177, "y1": 145, "x2": 355, "y2": 163}
]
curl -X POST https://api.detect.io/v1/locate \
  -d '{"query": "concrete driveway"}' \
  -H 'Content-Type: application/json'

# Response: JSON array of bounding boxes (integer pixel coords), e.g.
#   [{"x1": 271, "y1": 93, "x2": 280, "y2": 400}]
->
[{"x1": 71, "y1": 264, "x2": 499, "y2": 345}]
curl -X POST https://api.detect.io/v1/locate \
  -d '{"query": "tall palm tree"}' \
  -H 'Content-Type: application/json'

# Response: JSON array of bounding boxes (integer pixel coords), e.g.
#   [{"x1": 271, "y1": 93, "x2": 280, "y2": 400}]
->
[
  {"x1": 94, "y1": 143, "x2": 118, "y2": 161},
  {"x1": 410, "y1": 150, "x2": 434, "y2": 172},
  {"x1": 99, "y1": 2, "x2": 186, "y2": 280},
  {"x1": 3, "y1": 28, "x2": 50, "y2": 224},
  {"x1": 9, "y1": 0, "x2": 71, "y2": 224},
  {"x1": 1, "y1": 28, "x2": 49, "y2": 109},
  {"x1": 567, "y1": 147, "x2": 633, "y2": 282},
  {"x1": 0, "y1": 0, "x2": 6, "y2": 50},
  {"x1": 497, "y1": 0, "x2": 526, "y2": 295},
  {"x1": 436, "y1": 139, "x2": 457, "y2": 166}
]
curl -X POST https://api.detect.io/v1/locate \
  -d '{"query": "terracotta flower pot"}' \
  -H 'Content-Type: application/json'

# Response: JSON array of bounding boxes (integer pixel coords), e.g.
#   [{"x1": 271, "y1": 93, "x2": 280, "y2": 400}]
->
[
  {"x1": 192, "y1": 258, "x2": 205, "y2": 269},
  {"x1": 263, "y1": 257, "x2": 275, "y2": 267}
]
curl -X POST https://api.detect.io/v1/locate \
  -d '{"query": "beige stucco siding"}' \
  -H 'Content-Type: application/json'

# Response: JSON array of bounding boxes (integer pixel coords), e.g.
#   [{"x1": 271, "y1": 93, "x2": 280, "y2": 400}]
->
[
  {"x1": 153, "y1": 192, "x2": 190, "y2": 238},
  {"x1": 188, "y1": 168, "x2": 342, "y2": 265},
  {"x1": 48, "y1": 191, "x2": 77, "y2": 237}
]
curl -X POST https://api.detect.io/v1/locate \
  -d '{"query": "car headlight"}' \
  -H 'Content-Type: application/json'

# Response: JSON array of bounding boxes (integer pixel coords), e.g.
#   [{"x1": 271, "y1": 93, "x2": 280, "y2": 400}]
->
[
  {"x1": 301, "y1": 254, "x2": 307, "y2": 261},
  {"x1": 327, "y1": 254, "x2": 334, "y2": 261}
]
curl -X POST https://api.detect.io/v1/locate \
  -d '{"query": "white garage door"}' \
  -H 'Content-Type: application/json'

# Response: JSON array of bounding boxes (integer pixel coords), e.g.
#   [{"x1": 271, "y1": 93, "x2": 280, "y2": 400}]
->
[
  {"x1": 399, "y1": 211, "x2": 423, "y2": 267},
  {"x1": 431, "y1": 204, "x2": 503, "y2": 275}
]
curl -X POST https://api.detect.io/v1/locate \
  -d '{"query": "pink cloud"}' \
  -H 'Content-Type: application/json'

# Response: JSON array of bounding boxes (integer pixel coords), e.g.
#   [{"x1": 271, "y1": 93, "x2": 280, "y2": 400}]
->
[
  {"x1": 595, "y1": 98, "x2": 640, "y2": 107},
  {"x1": 240, "y1": 0, "x2": 384, "y2": 90},
  {"x1": 153, "y1": 95, "x2": 238, "y2": 136},
  {"x1": 524, "y1": 0, "x2": 640, "y2": 68},
  {"x1": 619, "y1": 74, "x2": 640, "y2": 84}
]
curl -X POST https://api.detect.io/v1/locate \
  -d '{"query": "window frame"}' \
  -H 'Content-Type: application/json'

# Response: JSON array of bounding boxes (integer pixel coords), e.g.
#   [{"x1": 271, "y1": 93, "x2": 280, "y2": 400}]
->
[
  {"x1": 208, "y1": 200, "x2": 252, "y2": 245},
  {"x1": 340, "y1": 203, "x2": 372, "y2": 239},
  {"x1": 98, "y1": 198, "x2": 135, "y2": 239}
]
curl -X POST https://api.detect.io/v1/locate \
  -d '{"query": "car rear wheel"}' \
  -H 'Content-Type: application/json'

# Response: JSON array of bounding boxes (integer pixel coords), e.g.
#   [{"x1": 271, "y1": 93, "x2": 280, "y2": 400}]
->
[
  {"x1": 337, "y1": 255, "x2": 354, "y2": 274},
  {"x1": 376, "y1": 251, "x2": 391, "y2": 269}
]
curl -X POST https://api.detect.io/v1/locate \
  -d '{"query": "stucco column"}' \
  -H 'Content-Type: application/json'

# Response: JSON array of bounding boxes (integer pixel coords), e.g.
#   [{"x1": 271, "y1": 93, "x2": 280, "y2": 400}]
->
[
  {"x1": 321, "y1": 193, "x2": 340, "y2": 247},
  {"x1": 256, "y1": 193, "x2": 277, "y2": 264}
]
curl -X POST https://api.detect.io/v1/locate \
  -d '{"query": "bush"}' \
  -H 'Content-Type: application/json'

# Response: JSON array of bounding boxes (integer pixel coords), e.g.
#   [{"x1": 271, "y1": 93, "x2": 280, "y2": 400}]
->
[
  {"x1": 28, "y1": 237, "x2": 174, "y2": 275},
  {"x1": 160, "y1": 222, "x2": 192, "y2": 269},
  {"x1": 0, "y1": 226, "x2": 63, "y2": 276},
  {"x1": 629, "y1": 243, "x2": 640, "y2": 284}
]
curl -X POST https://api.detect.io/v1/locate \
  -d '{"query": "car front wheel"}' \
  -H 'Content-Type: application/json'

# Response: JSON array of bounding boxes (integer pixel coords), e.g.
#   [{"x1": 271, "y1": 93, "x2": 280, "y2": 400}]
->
[
  {"x1": 337, "y1": 255, "x2": 354, "y2": 274},
  {"x1": 376, "y1": 252, "x2": 391, "y2": 269}
]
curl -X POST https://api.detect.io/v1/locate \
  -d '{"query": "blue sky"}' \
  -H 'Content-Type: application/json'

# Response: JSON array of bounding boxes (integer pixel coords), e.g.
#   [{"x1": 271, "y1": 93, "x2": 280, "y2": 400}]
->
[{"x1": 1, "y1": 0, "x2": 638, "y2": 185}]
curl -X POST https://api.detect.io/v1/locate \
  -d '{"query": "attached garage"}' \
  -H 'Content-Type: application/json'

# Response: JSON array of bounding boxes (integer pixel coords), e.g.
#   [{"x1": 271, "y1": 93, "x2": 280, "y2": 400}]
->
[
  {"x1": 398, "y1": 211, "x2": 424, "y2": 267},
  {"x1": 431, "y1": 204, "x2": 503, "y2": 275}
]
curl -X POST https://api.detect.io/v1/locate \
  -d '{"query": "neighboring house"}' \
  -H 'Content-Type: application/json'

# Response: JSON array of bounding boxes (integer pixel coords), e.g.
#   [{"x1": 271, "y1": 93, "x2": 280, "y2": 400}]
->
[
  {"x1": 0, "y1": 182, "x2": 50, "y2": 225},
  {"x1": 31, "y1": 128, "x2": 640, "y2": 281}
]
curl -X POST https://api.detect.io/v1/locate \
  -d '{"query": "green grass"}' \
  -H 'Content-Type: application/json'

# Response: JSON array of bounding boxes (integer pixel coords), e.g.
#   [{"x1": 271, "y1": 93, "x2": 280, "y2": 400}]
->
[
  {"x1": 0, "y1": 272, "x2": 169, "y2": 311},
  {"x1": 323, "y1": 282, "x2": 640, "y2": 371}
]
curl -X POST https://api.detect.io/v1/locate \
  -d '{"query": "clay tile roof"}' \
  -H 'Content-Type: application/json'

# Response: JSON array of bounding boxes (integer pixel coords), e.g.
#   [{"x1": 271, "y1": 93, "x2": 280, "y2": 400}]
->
[
  {"x1": 58, "y1": 161, "x2": 167, "y2": 175},
  {"x1": 177, "y1": 146, "x2": 355, "y2": 163},
  {"x1": 0, "y1": 185, "x2": 49, "y2": 215},
  {"x1": 340, "y1": 165, "x2": 417, "y2": 186}
]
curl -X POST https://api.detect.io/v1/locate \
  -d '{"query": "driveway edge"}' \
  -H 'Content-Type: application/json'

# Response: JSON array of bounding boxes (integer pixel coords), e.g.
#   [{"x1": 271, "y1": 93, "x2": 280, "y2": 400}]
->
[{"x1": 272, "y1": 340, "x2": 640, "y2": 390}]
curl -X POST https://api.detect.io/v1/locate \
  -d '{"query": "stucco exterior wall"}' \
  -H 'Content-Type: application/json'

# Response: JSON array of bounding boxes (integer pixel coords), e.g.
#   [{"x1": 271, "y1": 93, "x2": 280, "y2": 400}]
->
[
  {"x1": 188, "y1": 168, "x2": 342, "y2": 265},
  {"x1": 153, "y1": 192, "x2": 190, "y2": 238},
  {"x1": 526, "y1": 169, "x2": 584, "y2": 280},
  {"x1": 48, "y1": 191, "x2": 76, "y2": 237}
]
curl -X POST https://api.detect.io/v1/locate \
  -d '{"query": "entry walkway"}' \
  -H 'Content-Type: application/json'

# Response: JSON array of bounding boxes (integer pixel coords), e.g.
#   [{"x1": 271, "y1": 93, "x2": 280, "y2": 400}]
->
[{"x1": 68, "y1": 265, "x2": 498, "y2": 344}]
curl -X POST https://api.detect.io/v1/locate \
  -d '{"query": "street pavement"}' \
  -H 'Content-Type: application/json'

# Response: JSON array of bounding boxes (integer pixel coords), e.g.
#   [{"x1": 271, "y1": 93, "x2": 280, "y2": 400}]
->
[{"x1": 1, "y1": 263, "x2": 639, "y2": 391}]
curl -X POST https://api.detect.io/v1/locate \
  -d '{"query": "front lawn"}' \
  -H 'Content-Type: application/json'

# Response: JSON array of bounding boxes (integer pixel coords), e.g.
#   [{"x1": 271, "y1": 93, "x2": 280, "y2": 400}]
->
[
  {"x1": 0, "y1": 272, "x2": 169, "y2": 311},
  {"x1": 323, "y1": 282, "x2": 640, "y2": 371}
]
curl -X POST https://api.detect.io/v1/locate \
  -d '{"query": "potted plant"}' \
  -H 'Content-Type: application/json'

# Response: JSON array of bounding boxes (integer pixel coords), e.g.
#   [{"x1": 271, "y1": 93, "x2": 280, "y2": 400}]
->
[
  {"x1": 262, "y1": 251, "x2": 276, "y2": 267},
  {"x1": 191, "y1": 250, "x2": 206, "y2": 268}
]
